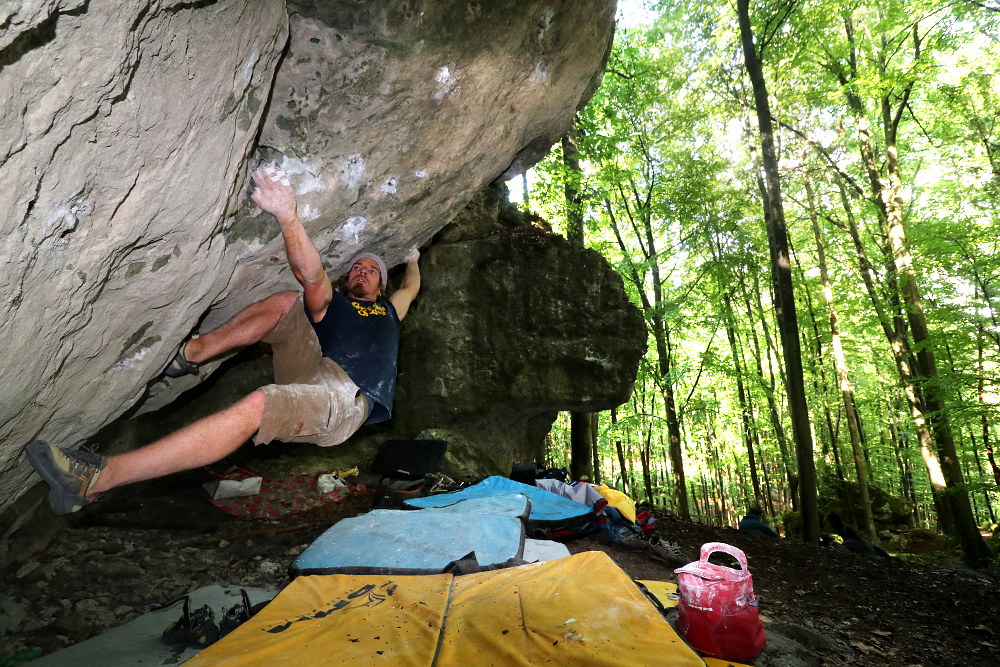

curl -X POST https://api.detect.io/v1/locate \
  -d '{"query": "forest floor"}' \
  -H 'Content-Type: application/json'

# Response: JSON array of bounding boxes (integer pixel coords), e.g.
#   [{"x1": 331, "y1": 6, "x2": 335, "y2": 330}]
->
[{"x1": 3, "y1": 475, "x2": 1000, "y2": 666}]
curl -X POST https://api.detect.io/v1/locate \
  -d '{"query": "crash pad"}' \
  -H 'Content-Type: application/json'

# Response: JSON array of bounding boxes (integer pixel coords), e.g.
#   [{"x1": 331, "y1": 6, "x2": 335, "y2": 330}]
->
[
  {"x1": 702, "y1": 658, "x2": 754, "y2": 667},
  {"x1": 522, "y1": 538, "x2": 571, "y2": 562},
  {"x1": 291, "y1": 495, "x2": 529, "y2": 576},
  {"x1": 187, "y1": 551, "x2": 707, "y2": 667},
  {"x1": 436, "y1": 552, "x2": 702, "y2": 666},
  {"x1": 27, "y1": 586, "x2": 275, "y2": 667},
  {"x1": 637, "y1": 579, "x2": 680, "y2": 608},
  {"x1": 404, "y1": 475, "x2": 594, "y2": 532}
]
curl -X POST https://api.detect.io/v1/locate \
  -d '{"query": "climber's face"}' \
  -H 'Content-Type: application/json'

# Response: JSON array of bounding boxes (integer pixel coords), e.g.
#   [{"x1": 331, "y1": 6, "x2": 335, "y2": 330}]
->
[{"x1": 348, "y1": 257, "x2": 382, "y2": 301}]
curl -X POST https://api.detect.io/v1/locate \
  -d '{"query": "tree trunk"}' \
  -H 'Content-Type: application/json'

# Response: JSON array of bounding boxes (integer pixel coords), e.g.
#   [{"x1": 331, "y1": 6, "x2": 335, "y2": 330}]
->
[
  {"x1": 833, "y1": 175, "x2": 953, "y2": 532},
  {"x1": 836, "y1": 14, "x2": 989, "y2": 564},
  {"x1": 662, "y1": 327, "x2": 690, "y2": 517},
  {"x1": 738, "y1": 262, "x2": 796, "y2": 509},
  {"x1": 612, "y1": 408, "x2": 629, "y2": 495},
  {"x1": 570, "y1": 412, "x2": 594, "y2": 481},
  {"x1": 805, "y1": 172, "x2": 877, "y2": 541},
  {"x1": 590, "y1": 412, "x2": 601, "y2": 485},
  {"x1": 605, "y1": 197, "x2": 689, "y2": 517},
  {"x1": 738, "y1": 0, "x2": 820, "y2": 543},
  {"x1": 562, "y1": 124, "x2": 594, "y2": 482},
  {"x1": 723, "y1": 288, "x2": 765, "y2": 510},
  {"x1": 640, "y1": 425, "x2": 655, "y2": 505},
  {"x1": 978, "y1": 328, "x2": 1000, "y2": 486}
]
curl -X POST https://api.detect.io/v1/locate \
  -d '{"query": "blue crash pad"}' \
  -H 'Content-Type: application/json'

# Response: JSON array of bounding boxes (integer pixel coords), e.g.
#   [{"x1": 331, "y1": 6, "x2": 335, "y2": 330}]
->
[
  {"x1": 292, "y1": 495, "x2": 529, "y2": 576},
  {"x1": 404, "y1": 476, "x2": 594, "y2": 531}
]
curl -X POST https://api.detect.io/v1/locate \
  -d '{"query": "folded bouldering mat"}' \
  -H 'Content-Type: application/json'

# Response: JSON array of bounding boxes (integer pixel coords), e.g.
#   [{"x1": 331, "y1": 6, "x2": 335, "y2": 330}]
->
[
  {"x1": 291, "y1": 495, "x2": 529, "y2": 576},
  {"x1": 404, "y1": 475, "x2": 595, "y2": 533},
  {"x1": 522, "y1": 537, "x2": 571, "y2": 562},
  {"x1": 186, "y1": 551, "x2": 708, "y2": 666}
]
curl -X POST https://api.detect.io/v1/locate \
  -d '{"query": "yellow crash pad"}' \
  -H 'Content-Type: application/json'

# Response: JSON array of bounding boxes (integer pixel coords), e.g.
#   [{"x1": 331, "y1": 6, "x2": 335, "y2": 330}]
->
[
  {"x1": 636, "y1": 579, "x2": 680, "y2": 608},
  {"x1": 188, "y1": 551, "x2": 705, "y2": 666},
  {"x1": 703, "y1": 658, "x2": 754, "y2": 667}
]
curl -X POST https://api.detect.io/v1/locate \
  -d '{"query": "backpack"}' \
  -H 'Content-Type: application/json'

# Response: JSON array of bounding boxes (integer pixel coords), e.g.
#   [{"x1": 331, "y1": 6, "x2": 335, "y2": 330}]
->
[{"x1": 673, "y1": 542, "x2": 766, "y2": 662}]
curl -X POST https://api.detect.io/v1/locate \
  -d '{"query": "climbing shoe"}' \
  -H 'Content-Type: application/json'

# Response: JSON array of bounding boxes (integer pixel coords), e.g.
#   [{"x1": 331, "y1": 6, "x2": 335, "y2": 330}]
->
[
  {"x1": 164, "y1": 340, "x2": 199, "y2": 378},
  {"x1": 161, "y1": 597, "x2": 220, "y2": 648},
  {"x1": 218, "y1": 602, "x2": 249, "y2": 639},
  {"x1": 612, "y1": 530, "x2": 648, "y2": 550},
  {"x1": 24, "y1": 440, "x2": 106, "y2": 515},
  {"x1": 646, "y1": 535, "x2": 692, "y2": 567},
  {"x1": 218, "y1": 588, "x2": 271, "y2": 637},
  {"x1": 220, "y1": 589, "x2": 250, "y2": 637}
]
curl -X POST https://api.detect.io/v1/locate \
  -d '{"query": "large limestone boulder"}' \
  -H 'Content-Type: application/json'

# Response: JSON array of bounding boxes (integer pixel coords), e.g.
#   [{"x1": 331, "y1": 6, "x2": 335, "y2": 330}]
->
[
  {"x1": 0, "y1": 0, "x2": 618, "y2": 512},
  {"x1": 389, "y1": 185, "x2": 647, "y2": 471}
]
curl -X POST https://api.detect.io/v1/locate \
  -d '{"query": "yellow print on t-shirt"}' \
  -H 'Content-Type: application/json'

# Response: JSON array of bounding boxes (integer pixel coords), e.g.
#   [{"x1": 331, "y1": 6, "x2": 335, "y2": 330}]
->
[{"x1": 352, "y1": 301, "x2": 387, "y2": 317}]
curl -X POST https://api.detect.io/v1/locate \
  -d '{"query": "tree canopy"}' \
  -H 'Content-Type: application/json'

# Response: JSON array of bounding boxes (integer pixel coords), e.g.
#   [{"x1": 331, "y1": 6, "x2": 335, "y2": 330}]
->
[{"x1": 523, "y1": 0, "x2": 1000, "y2": 566}]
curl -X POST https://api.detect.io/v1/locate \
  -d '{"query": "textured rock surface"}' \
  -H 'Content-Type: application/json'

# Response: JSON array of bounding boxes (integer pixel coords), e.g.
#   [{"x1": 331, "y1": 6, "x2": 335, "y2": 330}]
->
[
  {"x1": 388, "y1": 185, "x2": 647, "y2": 469},
  {"x1": 0, "y1": 0, "x2": 617, "y2": 512},
  {"x1": 1, "y1": 0, "x2": 288, "y2": 511}
]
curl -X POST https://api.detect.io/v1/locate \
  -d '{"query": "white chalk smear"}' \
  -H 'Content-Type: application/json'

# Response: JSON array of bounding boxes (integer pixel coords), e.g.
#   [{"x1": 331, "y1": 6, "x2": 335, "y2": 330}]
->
[
  {"x1": 341, "y1": 216, "x2": 366, "y2": 244},
  {"x1": 415, "y1": 169, "x2": 429, "y2": 179},
  {"x1": 342, "y1": 154, "x2": 366, "y2": 192},
  {"x1": 538, "y1": 8, "x2": 556, "y2": 40},
  {"x1": 300, "y1": 204, "x2": 320, "y2": 222},
  {"x1": 380, "y1": 178, "x2": 398, "y2": 195},
  {"x1": 530, "y1": 62, "x2": 549, "y2": 85},
  {"x1": 433, "y1": 65, "x2": 457, "y2": 100},
  {"x1": 272, "y1": 156, "x2": 328, "y2": 195},
  {"x1": 237, "y1": 49, "x2": 259, "y2": 90},
  {"x1": 114, "y1": 348, "x2": 149, "y2": 370}
]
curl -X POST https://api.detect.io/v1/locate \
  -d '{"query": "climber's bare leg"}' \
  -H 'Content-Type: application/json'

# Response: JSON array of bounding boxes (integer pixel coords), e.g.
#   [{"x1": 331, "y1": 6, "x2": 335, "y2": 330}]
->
[
  {"x1": 88, "y1": 390, "x2": 265, "y2": 496},
  {"x1": 184, "y1": 291, "x2": 299, "y2": 364}
]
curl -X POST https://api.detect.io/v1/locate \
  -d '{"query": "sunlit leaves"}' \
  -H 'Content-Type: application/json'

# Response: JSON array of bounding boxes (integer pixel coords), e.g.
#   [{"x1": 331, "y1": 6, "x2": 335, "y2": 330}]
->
[{"x1": 529, "y1": 0, "x2": 1000, "y2": 525}]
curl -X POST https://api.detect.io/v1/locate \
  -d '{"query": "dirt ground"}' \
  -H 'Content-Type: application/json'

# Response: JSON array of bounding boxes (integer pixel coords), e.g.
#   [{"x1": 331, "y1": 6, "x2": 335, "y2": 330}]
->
[
  {"x1": 588, "y1": 513, "x2": 1000, "y2": 666},
  {"x1": 3, "y1": 478, "x2": 999, "y2": 666}
]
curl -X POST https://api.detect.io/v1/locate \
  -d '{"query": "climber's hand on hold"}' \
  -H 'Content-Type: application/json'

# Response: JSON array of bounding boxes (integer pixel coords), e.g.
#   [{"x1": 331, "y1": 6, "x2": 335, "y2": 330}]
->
[{"x1": 251, "y1": 164, "x2": 297, "y2": 225}]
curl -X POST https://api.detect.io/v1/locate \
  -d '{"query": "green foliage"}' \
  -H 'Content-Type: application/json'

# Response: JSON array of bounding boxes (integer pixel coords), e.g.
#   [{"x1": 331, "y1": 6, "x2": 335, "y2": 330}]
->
[{"x1": 526, "y1": 0, "x2": 1000, "y2": 533}]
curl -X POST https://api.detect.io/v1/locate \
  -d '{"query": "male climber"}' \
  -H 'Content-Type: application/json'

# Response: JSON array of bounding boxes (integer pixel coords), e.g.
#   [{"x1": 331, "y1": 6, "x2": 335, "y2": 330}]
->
[{"x1": 26, "y1": 164, "x2": 421, "y2": 515}]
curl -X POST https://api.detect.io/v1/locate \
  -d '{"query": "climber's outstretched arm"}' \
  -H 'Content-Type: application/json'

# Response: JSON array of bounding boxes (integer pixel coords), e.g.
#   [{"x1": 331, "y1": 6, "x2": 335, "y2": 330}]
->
[
  {"x1": 251, "y1": 165, "x2": 333, "y2": 320},
  {"x1": 390, "y1": 246, "x2": 421, "y2": 320}
]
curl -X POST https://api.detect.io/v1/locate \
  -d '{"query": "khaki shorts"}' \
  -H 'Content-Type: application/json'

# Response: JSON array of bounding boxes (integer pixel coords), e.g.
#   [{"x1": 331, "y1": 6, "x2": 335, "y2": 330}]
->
[{"x1": 253, "y1": 295, "x2": 369, "y2": 448}]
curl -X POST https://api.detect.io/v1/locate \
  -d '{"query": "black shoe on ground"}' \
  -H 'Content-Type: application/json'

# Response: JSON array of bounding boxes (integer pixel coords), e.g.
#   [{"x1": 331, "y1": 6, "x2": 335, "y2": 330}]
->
[
  {"x1": 162, "y1": 597, "x2": 221, "y2": 648},
  {"x1": 612, "y1": 530, "x2": 648, "y2": 550},
  {"x1": 219, "y1": 589, "x2": 253, "y2": 638},
  {"x1": 24, "y1": 440, "x2": 106, "y2": 515}
]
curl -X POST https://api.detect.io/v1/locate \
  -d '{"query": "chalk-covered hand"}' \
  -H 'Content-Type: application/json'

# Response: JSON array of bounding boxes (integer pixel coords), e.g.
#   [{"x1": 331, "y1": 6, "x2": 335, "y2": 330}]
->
[
  {"x1": 403, "y1": 245, "x2": 420, "y2": 263},
  {"x1": 251, "y1": 164, "x2": 297, "y2": 223}
]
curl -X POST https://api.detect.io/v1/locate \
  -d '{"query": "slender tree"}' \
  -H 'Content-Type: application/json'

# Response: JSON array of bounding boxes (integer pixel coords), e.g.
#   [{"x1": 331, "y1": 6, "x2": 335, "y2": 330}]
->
[
  {"x1": 738, "y1": 0, "x2": 821, "y2": 543},
  {"x1": 561, "y1": 121, "x2": 596, "y2": 482}
]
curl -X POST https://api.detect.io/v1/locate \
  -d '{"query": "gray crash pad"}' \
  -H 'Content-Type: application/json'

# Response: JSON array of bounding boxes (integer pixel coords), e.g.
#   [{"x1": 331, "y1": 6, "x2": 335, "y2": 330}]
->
[{"x1": 30, "y1": 585, "x2": 275, "y2": 667}]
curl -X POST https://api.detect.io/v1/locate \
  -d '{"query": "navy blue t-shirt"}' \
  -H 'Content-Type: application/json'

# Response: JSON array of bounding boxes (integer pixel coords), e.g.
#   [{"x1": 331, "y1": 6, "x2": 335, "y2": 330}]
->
[{"x1": 308, "y1": 291, "x2": 401, "y2": 424}]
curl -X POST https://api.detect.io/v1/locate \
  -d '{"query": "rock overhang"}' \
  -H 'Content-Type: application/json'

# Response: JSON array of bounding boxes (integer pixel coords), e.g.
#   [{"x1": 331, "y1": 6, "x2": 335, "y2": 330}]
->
[{"x1": 0, "y1": 0, "x2": 618, "y2": 513}]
